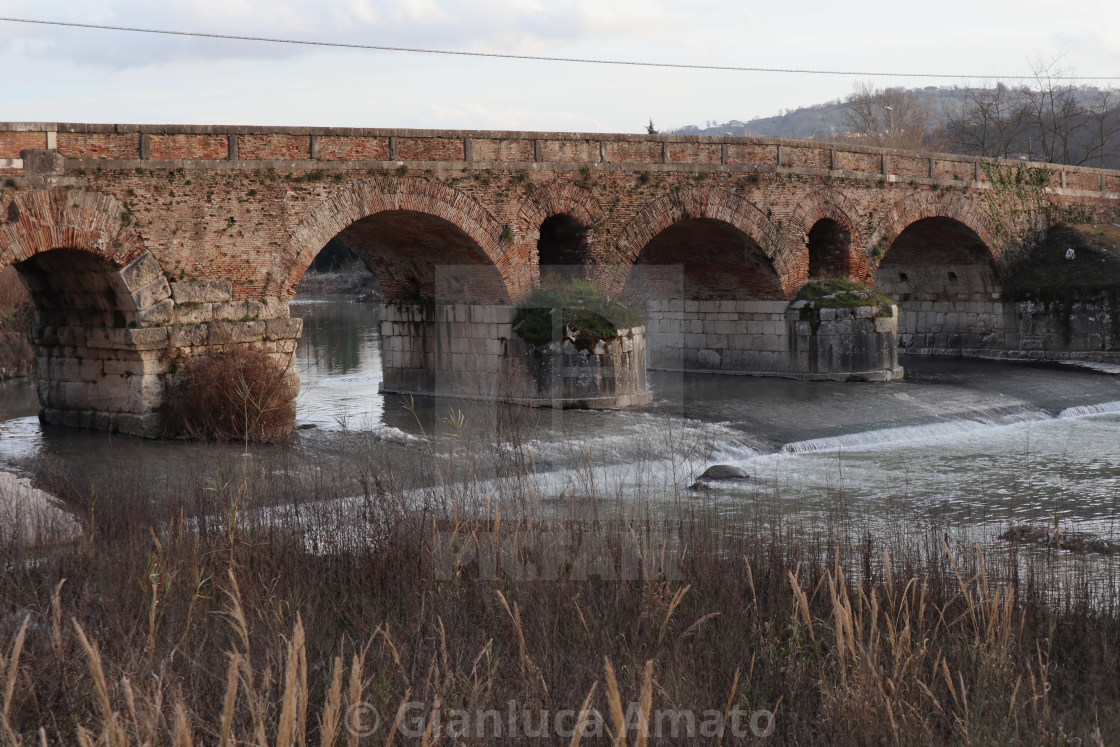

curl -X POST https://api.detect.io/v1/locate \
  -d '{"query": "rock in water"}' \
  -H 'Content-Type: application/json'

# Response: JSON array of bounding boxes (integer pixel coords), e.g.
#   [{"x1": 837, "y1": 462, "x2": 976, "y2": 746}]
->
[{"x1": 698, "y1": 464, "x2": 750, "y2": 481}]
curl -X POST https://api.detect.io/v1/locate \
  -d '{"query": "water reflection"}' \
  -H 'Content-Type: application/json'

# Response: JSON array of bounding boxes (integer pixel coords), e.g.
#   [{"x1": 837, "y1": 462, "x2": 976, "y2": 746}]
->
[
  {"x1": 290, "y1": 300, "x2": 384, "y2": 429},
  {"x1": 292, "y1": 299, "x2": 373, "y2": 375}
]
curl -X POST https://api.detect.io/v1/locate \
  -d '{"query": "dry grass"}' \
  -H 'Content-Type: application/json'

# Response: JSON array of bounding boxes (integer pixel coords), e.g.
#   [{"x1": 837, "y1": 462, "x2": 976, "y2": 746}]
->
[
  {"x1": 0, "y1": 441, "x2": 1118, "y2": 745},
  {"x1": 163, "y1": 346, "x2": 298, "y2": 443}
]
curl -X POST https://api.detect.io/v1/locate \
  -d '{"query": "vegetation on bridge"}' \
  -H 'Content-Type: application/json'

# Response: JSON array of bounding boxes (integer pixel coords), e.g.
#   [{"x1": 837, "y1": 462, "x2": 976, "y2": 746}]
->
[
  {"x1": 513, "y1": 278, "x2": 643, "y2": 351},
  {"x1": 794, "y1": 276, "x2": 893, "y2": 309},
  {"x1": 1002, "y1": 224, "x2": 1120, "y2": 302}
]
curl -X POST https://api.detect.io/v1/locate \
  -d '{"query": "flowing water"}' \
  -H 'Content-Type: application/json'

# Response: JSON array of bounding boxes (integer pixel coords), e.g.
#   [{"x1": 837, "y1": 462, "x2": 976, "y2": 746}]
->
[{"x1": 1, "y1": 299, "x2": 1118, "y2": 547}]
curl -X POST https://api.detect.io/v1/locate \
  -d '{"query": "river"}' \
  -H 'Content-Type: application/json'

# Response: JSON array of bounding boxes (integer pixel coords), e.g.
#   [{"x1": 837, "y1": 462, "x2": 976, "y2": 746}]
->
[{"x1": 1, "y1": 298, "x2": 1118, "y2": 547}]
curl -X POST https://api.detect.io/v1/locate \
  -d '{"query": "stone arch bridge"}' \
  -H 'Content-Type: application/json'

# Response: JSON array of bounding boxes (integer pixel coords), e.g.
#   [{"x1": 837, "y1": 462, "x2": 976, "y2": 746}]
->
[{"x1": 2, "y1": 123, "x2": 1119, "y2": 436}]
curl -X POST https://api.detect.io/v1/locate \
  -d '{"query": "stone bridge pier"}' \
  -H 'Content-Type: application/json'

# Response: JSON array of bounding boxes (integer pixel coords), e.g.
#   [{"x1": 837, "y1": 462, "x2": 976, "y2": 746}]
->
[
  {"x1": 377, "y1": 301, "x2": 514, "y2": 401},
  {"x1": 16, "y1": 247, "x2": 302, "y2": 439}
]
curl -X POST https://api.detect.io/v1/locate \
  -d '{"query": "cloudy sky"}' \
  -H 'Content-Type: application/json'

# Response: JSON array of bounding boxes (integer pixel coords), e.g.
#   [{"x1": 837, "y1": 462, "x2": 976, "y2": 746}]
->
[{"x1": 2, "y1": 0, "x2": 1118, "y2": 133}]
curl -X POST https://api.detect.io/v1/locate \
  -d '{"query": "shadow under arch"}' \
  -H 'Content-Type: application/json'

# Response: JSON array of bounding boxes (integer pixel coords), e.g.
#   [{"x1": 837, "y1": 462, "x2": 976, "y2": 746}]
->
[
  {"x1": 874, "y1": 212, "x2": 1003, "y2": 354},
  {"x1": 536, "y1": 213, "x2": 593, "y2": 288},
  {"x1": 880, "y1": 192, "x2": 998, "y2": 263},
  {"x1": 285, "y1": 177, "x2": 517, "y2": 303},
  {"x1": 807, "y1": 218, "x2": 854, "y2": 279},
  {"x1": 614, "y1": 188, "x2": 797, "y2": 296},
  {"x1": 625, "y1": 217, "x2": 785, "y2": 301}
]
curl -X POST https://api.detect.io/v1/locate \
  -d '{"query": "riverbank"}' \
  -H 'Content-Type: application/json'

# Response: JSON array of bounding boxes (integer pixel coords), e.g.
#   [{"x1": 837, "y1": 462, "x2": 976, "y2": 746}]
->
[
  {"x1": 1, "y1": 440, "x2": 1118, "y2": 744},
  {"x1": 0, "y1": 470, "x2": 81, "y2": 546},
  {"x1": 294, "y1": 269, "x2": 380, "y2": 301}
]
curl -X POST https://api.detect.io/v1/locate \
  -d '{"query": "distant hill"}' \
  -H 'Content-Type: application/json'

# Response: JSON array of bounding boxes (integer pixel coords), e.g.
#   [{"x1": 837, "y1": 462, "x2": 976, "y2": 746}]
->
[
  {"x1": 668, "y1": 87, "x2": 967, "y2": 140},
  {"x1": 668, "y1": 85, "x2": 1120, "y2": 169}
]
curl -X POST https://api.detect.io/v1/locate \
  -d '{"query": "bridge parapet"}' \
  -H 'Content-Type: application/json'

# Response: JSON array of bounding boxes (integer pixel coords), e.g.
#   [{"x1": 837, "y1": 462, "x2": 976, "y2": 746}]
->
[{"x1": 3, "y1": 122, "x2": 1120, "y2": 196}]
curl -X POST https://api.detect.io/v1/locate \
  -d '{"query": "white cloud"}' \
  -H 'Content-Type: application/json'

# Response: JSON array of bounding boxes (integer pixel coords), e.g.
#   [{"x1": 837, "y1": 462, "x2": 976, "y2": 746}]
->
[
  {"x1": 348, "y1": 0, "x2": 380, "y2": 24},
  {"x1": 389, "y1": 0, "x2": 449, "y2": 24}
]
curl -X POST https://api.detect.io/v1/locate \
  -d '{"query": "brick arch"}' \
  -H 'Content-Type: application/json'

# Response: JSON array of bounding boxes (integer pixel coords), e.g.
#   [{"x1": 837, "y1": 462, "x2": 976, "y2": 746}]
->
[
  {"x1": 0, "y1": 189, "x2": 147, "y2": 269},
  {"x1": 881, "y1": 192, "x2": 998, "y2": 261},
  {"x1": 284, "y1": 177, "x2": 515, "y2": 298},
  {"x1": 518, "y1": 182, "x2": 605, "y2": 282},
  {"x1": 789, "y1": 189, "x2": 865, "y2": 284},
  {"x1": 789, "y1": 189, "x2": 862, "y2": 238},
  {"x1": 789, "y1": 189, "x2": 864, "y2": 246},
  {"x1": 517, "y1": 181, "x2": 604, "y2": 234},
  {"x1": 617, "y1": 188, "x2": 797, "y2": 295}
]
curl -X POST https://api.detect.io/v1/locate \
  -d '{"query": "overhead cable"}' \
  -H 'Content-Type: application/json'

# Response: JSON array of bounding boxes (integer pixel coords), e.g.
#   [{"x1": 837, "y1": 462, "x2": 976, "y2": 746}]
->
[{"x1": 1, "y1": 15, "x2": 1118, "y2": 82}]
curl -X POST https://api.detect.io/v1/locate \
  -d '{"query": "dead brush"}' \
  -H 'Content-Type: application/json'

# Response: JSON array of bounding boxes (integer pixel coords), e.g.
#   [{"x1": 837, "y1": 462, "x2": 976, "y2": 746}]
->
[
  {"x1": 163, "y1": 346, "x2": 297, "y2": 443},
  {"x1": 799, "y1": 543, "x2": 1061, "y2": 745}
]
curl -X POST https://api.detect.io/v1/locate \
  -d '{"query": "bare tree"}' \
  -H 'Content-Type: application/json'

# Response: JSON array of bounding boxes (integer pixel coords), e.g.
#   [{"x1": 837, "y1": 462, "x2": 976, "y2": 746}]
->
[
  {"x1": 1082, "y1": 87, "x2": 1120, "y2": 168},
  {"x1": 942, "y1": 83, "x2": 1027, "y2": 158},
  {"x1": 1022, "y1": 56, "x2": 1085, "y2": 164},
  {"x1": 943, "y1": 56, "x2": 1120, "y2": 167},
  {"x1": 842, "y1": 82, "x2": 942, "y2": 150}
]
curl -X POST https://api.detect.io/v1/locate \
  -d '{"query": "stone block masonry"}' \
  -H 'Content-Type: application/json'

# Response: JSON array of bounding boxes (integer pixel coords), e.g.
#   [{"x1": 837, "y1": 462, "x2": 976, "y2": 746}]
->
[
  {"x1": 30, "y1": 262, "x2": 301, "y2": 438},
  {"x1": 379, "y1": 303, "x2": 652, "y2": 408},
  {"x1": 1012, "y1": 296, "x2": 1120, "y2": 356},
  {"x1": 505, "y1": 326, "x2": 652, "y2": 409},
  {"x1": 378, "y1": 303, "x2": 514, "y2": 401},
  {"x1": 645, "y1": 299, "x2": 901, "y2": 381},
  {"x1": 645, "y1": 300, "x2": 793, "y2": 375},
  {"x1": 786, "y1": 303, "x2": 903, "y2": 381}
]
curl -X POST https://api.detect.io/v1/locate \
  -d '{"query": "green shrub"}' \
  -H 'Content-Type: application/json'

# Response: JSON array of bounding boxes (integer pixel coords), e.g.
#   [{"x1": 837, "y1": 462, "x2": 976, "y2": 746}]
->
[
  {"x1": 513, "y1": 279, "x2": 642, "y2": 350},
  {"x1": 795, "y1": 276, "x2": 893, "y2": 309}
]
